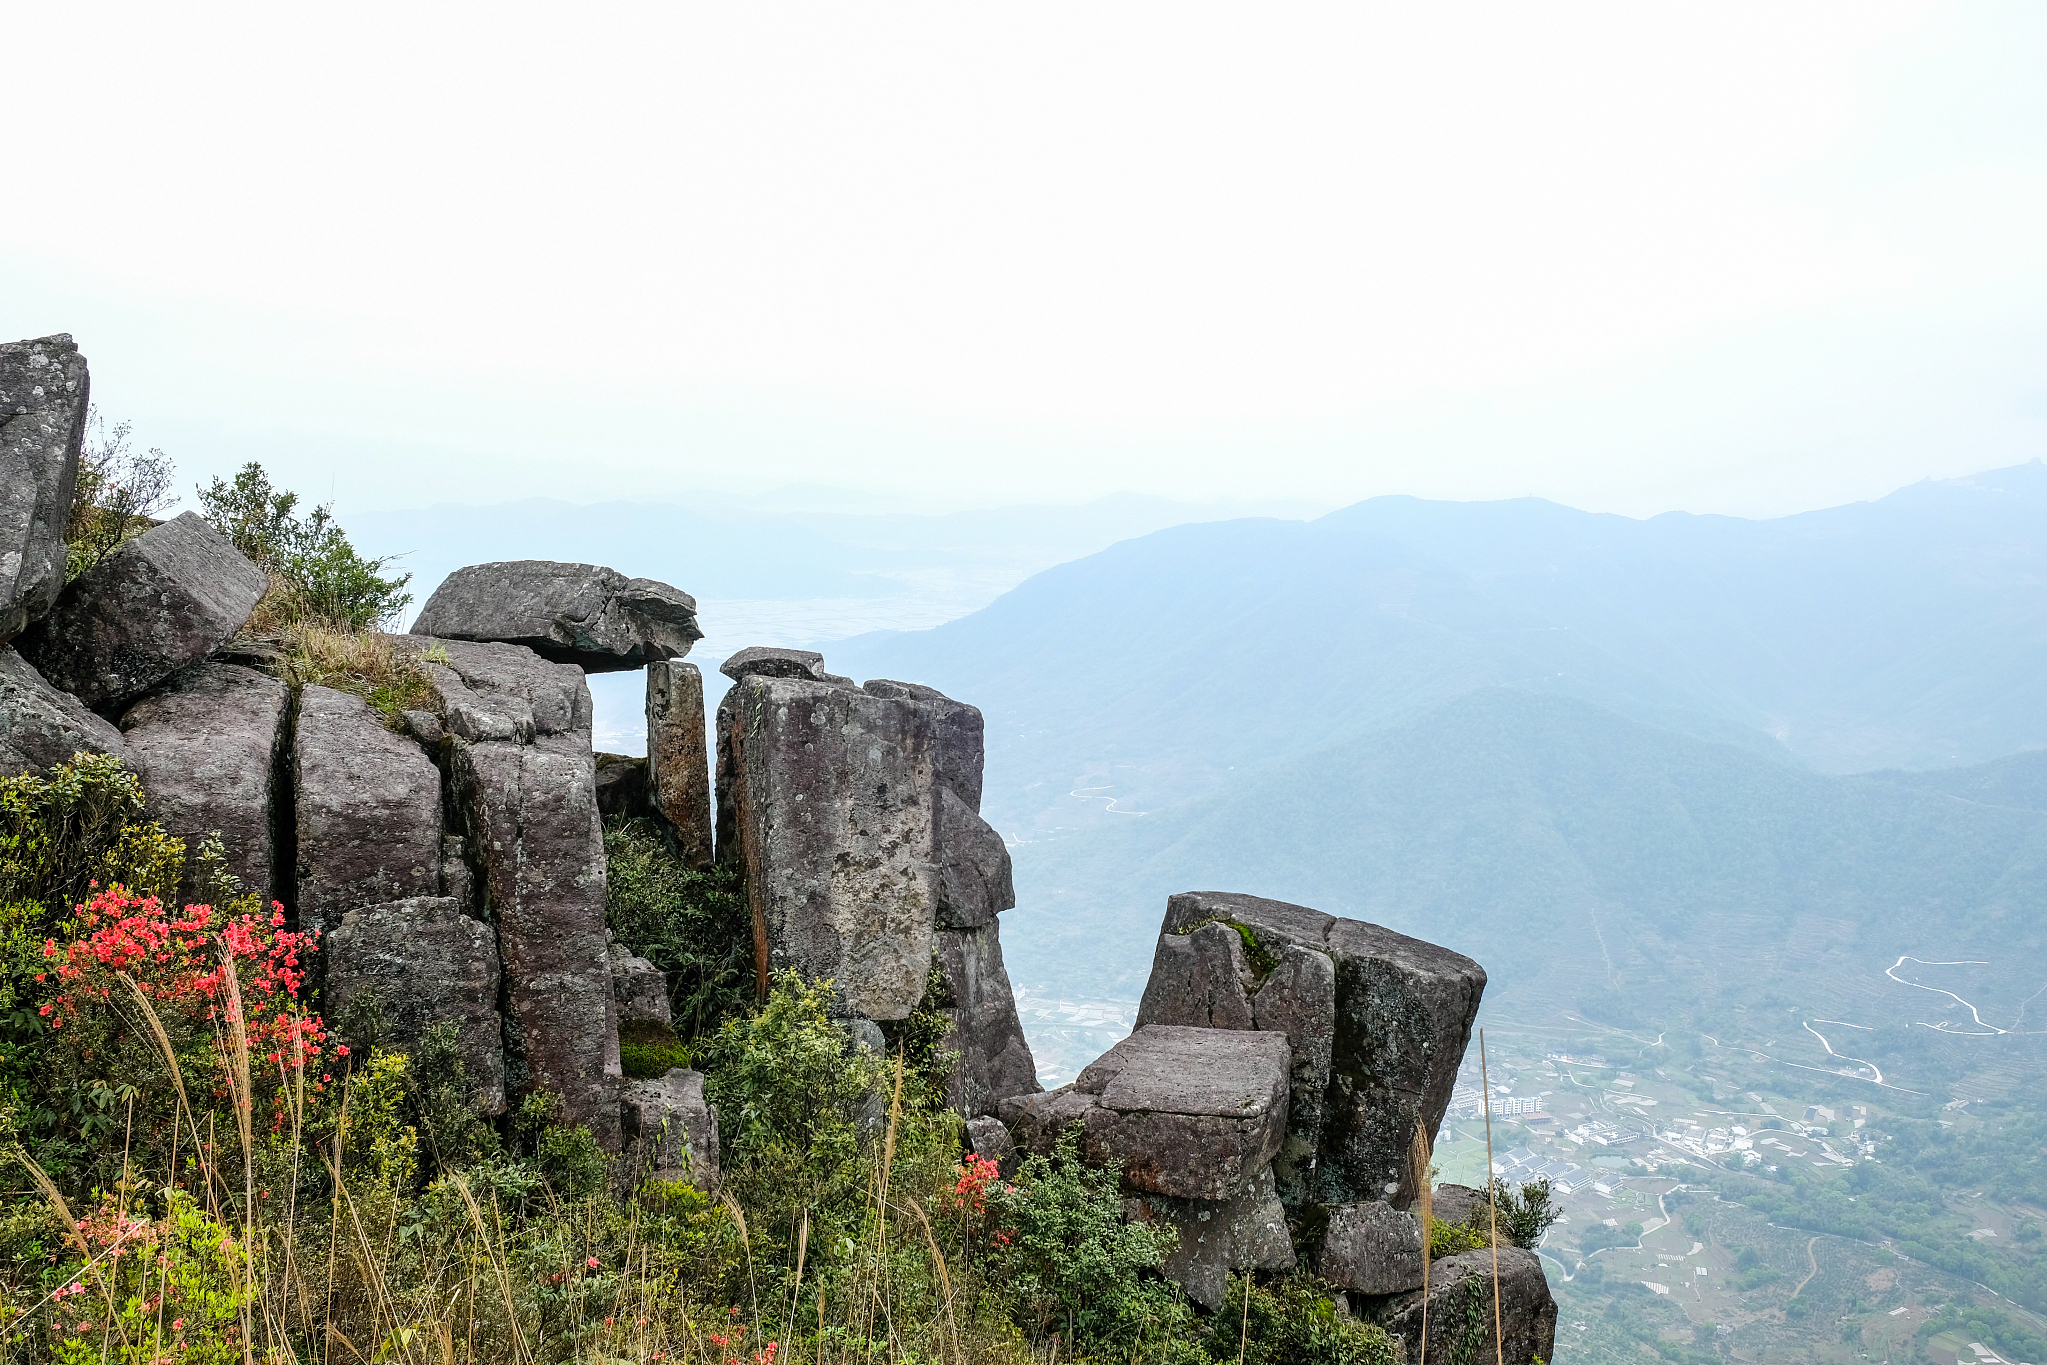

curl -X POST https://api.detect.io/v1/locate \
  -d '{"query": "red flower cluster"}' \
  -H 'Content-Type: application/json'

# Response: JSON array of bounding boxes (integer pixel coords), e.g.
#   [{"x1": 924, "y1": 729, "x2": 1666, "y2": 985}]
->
[
  {"x1": 948, "y1": 1153, "x2": 1001, "y2": 1216},
  {"x1": 41, "y1": 885, "x2": 338, "y2": 1120}
]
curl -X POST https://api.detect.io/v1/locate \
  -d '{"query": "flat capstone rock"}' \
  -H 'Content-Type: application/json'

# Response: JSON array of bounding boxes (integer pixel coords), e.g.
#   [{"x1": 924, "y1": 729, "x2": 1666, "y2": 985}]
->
[{"x1": 411, "y1": 560, "x2": 700, "y2": 673}]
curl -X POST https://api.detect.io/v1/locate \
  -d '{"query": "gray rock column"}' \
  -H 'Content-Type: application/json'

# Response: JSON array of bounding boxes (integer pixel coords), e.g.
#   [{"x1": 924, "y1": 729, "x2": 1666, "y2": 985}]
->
[
  {"x1": 862, "y1": 679, "x2": 985, "y2": 812},
  {"x1": 645, "y1": 660, "x2": 713, "y2": 868},
  {"x1": 0, "y1": 646, "x2": 127, "y2": 777},
  {"x1": 294, "y1": 685, "x2": 442, "y2": 936},
  {"x1": 325, "y1": 896, "x2": 506, "y2": 1114},
  {"x1": 19, "y1": 512, "x2": 267, "y2": 711},
  {"x1": 1356, "y1": 1246, "x2": 1558, "y2": 1365},
  {"x1": 118, "y1": 663, "x2": 288, "y2": 901},
  {"x1": 0, "y1": 335, "x2": 89, "y2": 644}
]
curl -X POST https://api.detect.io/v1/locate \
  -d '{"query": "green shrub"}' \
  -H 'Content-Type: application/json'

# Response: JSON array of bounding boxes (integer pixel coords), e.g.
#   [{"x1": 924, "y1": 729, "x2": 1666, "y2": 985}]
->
[
  {"x1": 602, "y1": 817, "x2": 753, "y2": 1039},
  {"x1": 1431, "y1": 1215, "x2": 1490, "y2": 1258},
  {"x1": 1210, "y1": 1272, "x2": 1399, "y2": 1365},
  {"x1": 62, "y1": 409, "x2": 177, "y2": 580},
  {"x1": 197, "y1": 461, "x2": 411, "y2": 631},
  {"x1": 1484, "y1": 1175, "x2": 1563, "y2": 1249}
]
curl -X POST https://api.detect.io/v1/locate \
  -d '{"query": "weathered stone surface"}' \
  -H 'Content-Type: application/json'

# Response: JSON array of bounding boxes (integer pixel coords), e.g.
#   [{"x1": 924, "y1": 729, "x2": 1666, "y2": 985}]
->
[
  {"x1": 325, "y1": 897, "x2": 506, "y2": 1114},
  {"x1": 0, "y1": 335, "x2": 88, "y2": 643},
  {"x1": 1429, "y1": 1183, "x2": 1488, "y2": 1231},
  {"x1": 118, "y1": 663, "x2": 288, "y2": 900},
  {"x1": 645, "y1": 660, "x2": 712, "y2": 868},
  {"x1": 1002, "y1": 1025, "x2": 1289, "y2": 1202},
  {"x1": 406, "y1": 637, "x2": 591, "y2": 742},
  {"x1": 610, "y1": 944, "x2": 671, "y2": 1026},
  {"x1": 935, "y1": 785, "x2": 1013, "y2": 929},
  {"x1": 620, "y1": 1068, "x2": 721, "y2": 1192},
  {"x1": 965, "y1": 1114, "x2": 1014, "y2": 1168},
  {"x1": 294, "y1": 686, "x2": 442, "y2": 936},
  {"x1": 440, "y1": 834, "x2": 476, "y2": 912},
  {"x1": 594, "y1": 753, "x2": 652, "y2": 820},
  {"x1": 935, "y1": 925, "x2": 1039, "y2": 1117},
  {"x1": 1318, "y1": 1200, "x2": 1426, "y2": 1295},
  {"x1": 402, "y1": 709, "x2": 443, "y2": 746},
  {"x1": 717, "y1": 674, "x2": 939, "y2": 1020},
  {"x1": 1136, "y1": 920, "x2": 1256, "y2": 1030},
  {"x1": 411, "y1": 561, "x2": 700, "y2": 672},
  {"x1": 0, "y1": 645, "x2": 127, "y2": 777},
  {"x1": 20, "y1": 513, "x2": 267, "y2": 710},
  {"x1": 719, "y1": 646, "x2": 827, "y2": 683},
  {"x1": 1137, "y1": 891, "x2": 1484, "y2": 1209},
  {"x1": 862, "y1": 680, "x2": 985, "y2": 812},
  {"x1": 1129, "y1": 1166, "x2": 1295, "y2": 1312},
  {"x1": 1357, "y1": 1246, "x2": 1557, "y2": 1365}
]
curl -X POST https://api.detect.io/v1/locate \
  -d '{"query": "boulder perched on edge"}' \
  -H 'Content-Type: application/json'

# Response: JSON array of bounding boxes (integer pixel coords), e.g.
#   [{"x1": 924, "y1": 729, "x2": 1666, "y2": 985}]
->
[
  {"x1": 18, "y1": 512, "x2": 268, "y2": 710},
  {"x1": 1355, "y1": 1245, "x2": 1557, "y2": 1365},
  {"x1": 118, "y1": 663, "x2": 289, "y2": 900},
  {"x1": 293, "y1": 685, "x2": 444, "y2": 937},
  {"x1": 1134, "y1": 890, "x2": 1485, "y2": 1210},
  {"x1": 0, "y1": 335, "x2": 89, "y2": 644},
  {"x1": 718, "y1": 646, "x2": 828, "y2": 683},
  {"x1": 325, "y1": 896, "x2": 507, "y2": 1114},
  {"x1": 620, "y1": 1068, "x2": 720, "y2": 1192},
  {"x1": 1002, "y1": 1025, "x2": 1290, "y2": 1202},
  {"x1": 645, "y1": 660, "x2": 713, "y2": 868},
  {"x1": 411, "y1": 561, "x2": 700, "y2": 672},
  {"x1": 0, "y1": 646, "x2": 127, "y2": 777}
]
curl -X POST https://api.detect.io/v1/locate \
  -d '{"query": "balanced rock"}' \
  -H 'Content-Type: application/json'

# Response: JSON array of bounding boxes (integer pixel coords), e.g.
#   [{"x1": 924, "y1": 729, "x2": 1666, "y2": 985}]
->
[
  {"x1": 935, "y1": 925, "x2": 1039, "y2": 1117},
  {"x1": 1135, "y1": 891, "x2": 1484, "y2": 1210},
  {"x1": 0, "y1": 335, "x2": 89, "y2": 643},
  {"x1": 645, "y1": 660, "x2": 713, "y2": 868},
  {"x1": 294, "y1": 685, "x2": 443, "y2": 936},
  {"x1": 325, "y1": 897, "x2": 506, "y2": 1114},
  {"x1": 19, "y1": 512, "x2": 267, "y2": 710},
  {"x1": 1129, "y1": 1165, "x2": 1295, "y2": 1312},
  {"x1": 717, "y1": 673, "x2": 939, "y2": 1019},
  {"x1": 620, "y1": 1068, "x2": 720, "y2": 1192},
  {"x1": 0, "y1": 645, "x2": 127, "y2": 777},
  {"x1": 1317, "y1": 1200, "x2": 1426, "y2": 1295},
  {"x1": 1357, "y1": 1245, "x2": 1557, "y2": 1365},
  {"x1": 119, "y1": 663, "x2": 289, "y2": 900},
  {"x1": 1002, "y1": 1025, "x2": 1289, "y2": 1202},
  {"x1": 718, "y1": 646, "x2": 828, "y2": 683},
  {"x1": 411, "y1": 561, "x2": 700, "y2": 673}
]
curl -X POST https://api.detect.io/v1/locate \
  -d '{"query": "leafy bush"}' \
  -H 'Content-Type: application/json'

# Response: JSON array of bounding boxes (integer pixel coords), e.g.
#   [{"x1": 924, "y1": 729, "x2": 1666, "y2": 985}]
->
[
  {"x1": 197, "y1": 461, "x2": 411, "y2": 631},
  {"x1": 62, "y1": 409, "x2": 178, "y2": 580},
  {"x1": 603, "y1": 817, "x2": 753, "y2": 1039},
  {"x1": 1211, "y1": 1272, "x2": 1399, "y2": 1365},
  {"x1": 1431, "y1": 1215, "x2": 1491, "y2": 1258},
  {"x1": 1485, "y1": 1175, "x2": 1563, "y2": 1249}
]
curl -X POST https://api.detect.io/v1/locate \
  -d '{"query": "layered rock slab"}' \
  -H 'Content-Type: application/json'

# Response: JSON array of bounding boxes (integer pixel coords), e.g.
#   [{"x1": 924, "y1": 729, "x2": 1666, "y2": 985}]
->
[
  {"x1": 0, "y1": 335, "x2": 89, "y2": 643},
  {"x1": 1135, "y1": 890, "x2": 1484, "y2": 1210},
  {"x1": 118, "y1": 663, "x2": 288, "y2": 901},
  {"x1": 294, "y1": 685, "x2": 443, "y2": 936},
  {"x1": 645, "y1": 660, "x2": 712, "y2": 868},
  {"x1": 411, "y1": 561, "x2": 700, "y2": 672},
  {"x1": 0, "y1": 645, "x2": 127, "y2": 777},
  {"x1": 20, "y1": 512, "x2": 267, "y2": 711},
  {"x1": 325, "y1": 896, "x2": 506, "y2": 1114},
  {"x1": 620, "y1": 1068, "x2": 720, "y2": 1192},
  {"x1": 1356, "y1": 1245, "x2": 1557, "y2": 1365}
]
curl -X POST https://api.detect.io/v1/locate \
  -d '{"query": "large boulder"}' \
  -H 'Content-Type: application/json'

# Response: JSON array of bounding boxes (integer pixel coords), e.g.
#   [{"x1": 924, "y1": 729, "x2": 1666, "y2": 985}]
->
[
  {"x1": 411, "y1": 561, "x2": 700, "y2": 672},
  {"x1": 935, "y1": 925, "x2": 1039, "y2": 1117},
  {"x1": 293, "y1": 685, "x2": 443, "y2": 936},
  {"x1": 118, "y1": 663, "x2": 288, "y2": 901},
  {"x1": 1134, "y1": 891, "x2": 1485, "y2": 1210},
  {"x1": 719, "y1": 646, "x2": 829, "y2": 683},
  {"x1": 325, "y1": 896, "x2": 506, "y2": 1114},
  {"x1": 716, "y1": 673, "x2": 939, "y2": 1020},
  {"x1": 0, "y1": 335, "x2": 89, "y2": 644},
  {"x1": 1002, "y1": 1025, "x2": 1290, "y2": 1202},
  {"x1": 0, "y1": 645, "x2": 127, "y2": 777},
  {"x1": 1129, "y1": 1166, "x2": 1295, "y2": 1312},
  {"x1": 645, "y1": 660, "x2": 713, "y2": 868},
  {"x1": 19, "y1": 512, "x2": 267, "y2": 711},
  {"x1": 1317, "y1": 1200, "x2": 1426, "y2": 1295},
  {"x1": 416, "y1": 638, "x2": 618, "y2": 1145},
  {"x1": 620, "y1": 1068, "x2": 720, "y2": 1192},
  {"x1": 934, "y1": 785, "x2": 1013, "y2": 929},
  {"x1": 1356, "y1": 1245, "x2": 1557, "y2": 1365},
  {"x1": 861, "y1": 680, "x2": 985, "y2": 812}
]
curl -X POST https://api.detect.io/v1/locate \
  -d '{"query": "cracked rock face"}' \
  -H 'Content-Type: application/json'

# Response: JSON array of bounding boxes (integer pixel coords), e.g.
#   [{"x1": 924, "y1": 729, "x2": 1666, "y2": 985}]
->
[
  {"x1": 0, "y1": 335, "x2": 89, "y2": 644},
  {"x1": 326, "y1": 896, "x2": 506, "y2": 1115},
  {"x1": 0, "y1": 645, "x2": 127, "y2": 777},
  {"x1": 1128, "y1": 1165, "x2": 1296, "y2": 1312},
  {"x1": 1135, "y1": 890, "x2": 1484, "y2": 1210},
  {"x1": 19, "y1": 513, "x2": 268, "y2": 710},
  {"x1": 294, "y1": 685, "x2": 443, "y2": 937},
  {"x1": 1356, "y1": 1245, "x2": 1557, "y2": 1365},
  {"x1": 862, "y1": 680, "x2": 985, "y2": 813},
  {"x1": 935, "y1": 924, "x2": 1039, "y2": 1117},
  {"x1": 119, "y1": 663, "x2": 289, "y2": 901},
  {"x1": 1002, "y1": 1025, "x2": 1290, "y2": 1202},
  {"x1": 411, "y1": 561, "x2": 700, "y2": 673}
]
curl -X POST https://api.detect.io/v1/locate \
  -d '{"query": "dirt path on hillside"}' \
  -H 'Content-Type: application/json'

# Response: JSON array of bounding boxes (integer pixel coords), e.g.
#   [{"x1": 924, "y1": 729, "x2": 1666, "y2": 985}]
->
[{"x1": 1791, "y1": 1236, "x2": 1820, "y2": 1298}]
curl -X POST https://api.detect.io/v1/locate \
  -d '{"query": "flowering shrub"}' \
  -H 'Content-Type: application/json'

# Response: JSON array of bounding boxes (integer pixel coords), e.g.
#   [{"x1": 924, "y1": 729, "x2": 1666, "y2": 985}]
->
[
  {"x1": 48, "y1": 1188, "x2": 251, "y2": 1364},
  {"x1": 948, "y1": 1153, "x2": 1001, "y2": 1216}
]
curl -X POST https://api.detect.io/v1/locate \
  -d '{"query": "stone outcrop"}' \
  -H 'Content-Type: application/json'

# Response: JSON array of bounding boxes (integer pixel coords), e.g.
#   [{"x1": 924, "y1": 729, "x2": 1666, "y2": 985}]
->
[
  {"x1": 1129, "y1": 1166, "x2": 1294, "y2": 1312},
  {"x1": 294, "y1": 685, "x2": 443, "y2": 936},
  {"x1": 717, "y1": 672, "x2": 940, "y2": 1019},
  {"x1": 935, "y1": 925, "x2": 1037, "y2": 1117},
  {"x1": 861, "y1": 679, "x2": 985, "y2": 812},
  {"x1": 118, "y1": 663, "x2": 288, "y2": 900},
  {"x1": 325, "y1": 897, "x2": 506, "y2": 1114},
  {"x1": 414, "y1": 638, "x2": 617, "y2": 1144},
  {"x1": 1317, "y1": 1200, "x2": 1426, "y2": 1295},
  {"x1": 935, "y1": 785, "x2": 1012, "y2": 929},
  {"x1": 1357, "y1": 1245, "x2": 1557, "y2": 1365},
  {"x1": 620, "y1": 1068, "x2": 720, "y2": 1191},
  {"x1": 610, "y1": 944, "x2": 671, "y2": 1027},
  {"x1": 645, "y1": 660, "x2": 713, "y2": 868},
  {"x1": 411, "y1": 561, "x2": 700, "y2": 672},
  {"x1": 1134, "y1": 890, "x2": 1485, "y2": 1211},
  {"x1": 20, "y1": 513, "x2": 267, "y2": 711},
  {"x1": 0, "y1": 645, "x2": 127, "y2": 777},
  {"x1": 719, "y1": 646, "x2": 831, "y2": 683},
  {"x1": 0, "y1": 335, "x2": 89, "y2": 644}
]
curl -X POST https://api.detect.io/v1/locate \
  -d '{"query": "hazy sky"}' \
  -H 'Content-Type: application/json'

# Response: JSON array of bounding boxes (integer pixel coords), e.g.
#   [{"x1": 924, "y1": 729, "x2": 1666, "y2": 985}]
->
[{"x1": 5, "y1": 3, "x2": 2044, "y2": 518}]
